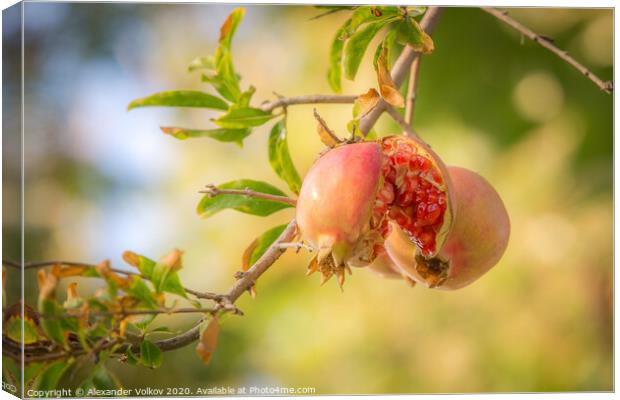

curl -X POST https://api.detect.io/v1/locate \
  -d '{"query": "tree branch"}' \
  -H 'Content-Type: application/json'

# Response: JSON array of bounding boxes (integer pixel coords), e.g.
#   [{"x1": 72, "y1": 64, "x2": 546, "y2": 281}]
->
[
  {"x1": 481, "y1": 7, "x2": 612, "y2": 93},
  {"x1": 360, "y1": 7, "x2": 444, "y2": 134},
  {"x1": 260, "y1": 94, "x2": 357, "y2": 113},
  {"x1": 200, "y1": 184, "x2": 297, "y2": 206},
  {"x1": 5, "y1": 220, "x2": 299, "y2": 363},
  {"x1": 404, "y1": 57, "x2": 422, "y2": 125},
  {"x1": 384, "y1": 104, "x2": 419, "y2": 139}
]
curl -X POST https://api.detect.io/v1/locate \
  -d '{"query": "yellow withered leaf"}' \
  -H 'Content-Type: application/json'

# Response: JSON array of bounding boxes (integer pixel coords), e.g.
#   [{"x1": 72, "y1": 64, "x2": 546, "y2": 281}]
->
[
  {"x1": 241, "y1": 238, "x2": 259, "y2": 272},
  {"x1": 356, "y1": 88, "x2": 381, "y2": 118},
  {"x1": 376, "y1": 49, "x2": 405, "y2": 108},
  {"x1": 196, "y1": 318, "x2": 220, "y2": 365},
  {"x1": 159, "y1": 248, "x2": 184, "y2": 272}
]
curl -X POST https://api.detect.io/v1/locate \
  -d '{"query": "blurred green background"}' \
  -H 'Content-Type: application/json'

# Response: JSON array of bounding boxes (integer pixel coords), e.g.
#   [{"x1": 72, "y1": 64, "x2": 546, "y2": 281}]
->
[{"x1": 4, "y1": 4, "x2": 612, "y2": 394}]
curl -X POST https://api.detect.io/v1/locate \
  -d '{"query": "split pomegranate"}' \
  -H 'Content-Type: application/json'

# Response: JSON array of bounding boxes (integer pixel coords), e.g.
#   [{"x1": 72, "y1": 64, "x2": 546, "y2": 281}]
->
[
  {"x1": 296, "y1": 135, "x2": 510, "y2": 289},
  {"x1": 384, "y1": 167, "x2": 510, "y2": 290}
]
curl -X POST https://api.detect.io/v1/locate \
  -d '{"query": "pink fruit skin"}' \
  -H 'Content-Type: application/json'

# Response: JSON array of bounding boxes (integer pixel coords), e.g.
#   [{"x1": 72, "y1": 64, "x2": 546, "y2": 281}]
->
[
  {"x1": 296, "y1": 142, "x2": 383, "y2": 264},
  {"x1": 385, "y1": 166, "x2": 510, "y2": 290},
  {"x1": 366, "y1": 250, "x2": 402, "y2": 279}
]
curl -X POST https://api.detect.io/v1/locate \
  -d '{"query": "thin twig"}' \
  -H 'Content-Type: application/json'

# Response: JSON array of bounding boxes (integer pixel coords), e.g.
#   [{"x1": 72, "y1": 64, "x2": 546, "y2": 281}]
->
[
  {"x1": 277, "y1": 241, "x2": 313, "y2": 253},
  {"x1": 384, "y1": 104, "x2": 420, "y2": 139},
  {"x1": 481, "y1": 7, "x2": 612, "y2": 93},
  {"x1": 260, "y1": 94, "x2": 357, "y2": 113},
  {"x1": 404, "y1": 57, "x2": 422, "y2": 125},
  {"x1": 200, "y1": 184, "x2": 297, "y2": 206},
  {"x1": 360, "y1": 7, "x2": 444, "y2": 135},
  {"x1": 313, "y1": 108, "x2": 343, "y2": 145}
]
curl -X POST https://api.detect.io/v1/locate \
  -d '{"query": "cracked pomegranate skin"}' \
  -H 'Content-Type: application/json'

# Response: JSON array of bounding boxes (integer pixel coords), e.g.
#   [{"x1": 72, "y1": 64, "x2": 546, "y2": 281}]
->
[{"x1": 385, "y1": 166, "x2": 510, "y2": 290}]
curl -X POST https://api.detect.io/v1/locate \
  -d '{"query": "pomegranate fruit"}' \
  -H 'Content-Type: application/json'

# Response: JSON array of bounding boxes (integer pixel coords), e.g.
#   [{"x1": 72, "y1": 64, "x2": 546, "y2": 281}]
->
[
  {"x1": 365, "y1": 248, "x2": 404, "y2": 280},
  {"x1": 385, "y1": 167, "x2": 510, "y2": 290},
  {"x1": 296, "y1": 135, "x2": 510, "y2": 290}
]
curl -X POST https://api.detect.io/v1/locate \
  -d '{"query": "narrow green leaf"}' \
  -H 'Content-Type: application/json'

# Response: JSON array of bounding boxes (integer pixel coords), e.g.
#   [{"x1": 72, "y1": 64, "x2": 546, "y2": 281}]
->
[
  {"x1": 36, "y1": 360, "x2": 71, "y2": 391},
  {"x1": 248, "y1": 224, "x2": 288, "y2": 265},
  {"x1": 268, "y1": 119, "x2": 301, "y2": 194},
  {"x1": 214, "y1": 107, "x2": 276, "y2": 129},
  {"x1": 140, "y1": 340, "x2": 163, "y2": 369},
  {"x1": 160, "y1": 126, "x2": 252, "y2": 145},
  {"x1": 344, "y1": 19, "x2": 396, "y2": 81},
  {"x1": 197, "y1": 179, "x2": 292, "y2": 218},
  {"x1": 127, "y1": 90, "x2": 228, "y2": 111},
  {"x1": 214, "y1": 50, "x2": 241, "y2": 102},
  {"x1": 327, "y1": 19, "x2": 351, "y2": 93}
]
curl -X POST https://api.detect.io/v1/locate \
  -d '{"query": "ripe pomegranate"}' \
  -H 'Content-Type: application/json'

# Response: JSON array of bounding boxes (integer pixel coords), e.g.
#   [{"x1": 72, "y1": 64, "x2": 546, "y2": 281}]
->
[
  {"x1": 384, "y1": 167, "x2": 510, "y2": 290},
  {"x1": 365, "y1": 248, "x2": 403, "y2": 280},
  {"x1": 296, "y1": 135, "x2": 510, "y2": 289}
]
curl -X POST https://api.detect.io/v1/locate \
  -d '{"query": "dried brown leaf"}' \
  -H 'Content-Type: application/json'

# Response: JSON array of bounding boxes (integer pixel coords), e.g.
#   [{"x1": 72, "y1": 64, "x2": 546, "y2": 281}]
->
[
  {"x1": 356, "y1": 88, "x2": 381, "y2": 117},
  {"x1": 96, "y1": 260, "x2": 131, "y2": 288},
  {"x1": 122, "y1": 251, "x2": 140, "y2": 268},
  {"x1": 376, "y1": 49, "x2": 404, "y2": 108},
  {"x1": 37, "y1": 269, "x2": 58, "y2": 301},
  {"x1": 314, "y1": 109, "x2": 342, "y2": 148},
  {"x1": 159, "y1": 248, "x2": 184, "y2": 272},
  {"x1": 196, "y1": 318, "x2": 220, "y2": 365},
  {"x1": 66, "y1": 282, "x2": 79, "y2": 300}
]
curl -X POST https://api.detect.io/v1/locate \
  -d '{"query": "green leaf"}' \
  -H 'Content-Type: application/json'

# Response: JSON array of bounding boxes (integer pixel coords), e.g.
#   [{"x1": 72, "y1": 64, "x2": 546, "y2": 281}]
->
[
  {"x1": 36, "y1": 360, "x2": 71, "y2": 391},
  {"x1": 374, "y1": 29, "x2": 398, "y2": 70},
  {"x1": 5, "y1": 316, "x2": 39, "y2": 344},
  {"x1": 268, "y1": 119, "x2": 301, "y2": 194},
  {"x1": 125, "y1": 347, "x2": 140, "y2": 366},
  {"x1": 24, "y1": 363, "x2": 46, "y2": 388},
  {"x1": 162, "y1": 271, "x2": 187, "y2": 298},
  {"x1": 39, "y1": 299, "x2": 66, "y2": 347},
  {"x1": 236, "y1": 85, "x2": 256, "y2": 108},
  {"x1": 160, "y1": 126, "x2": 251, "y2": 145},
  {"x1": 344, "y1": 19, "x2": 396, "y2": 81},
  {"x1": 197, "y1": 179, "x2": 292, "y2": 218},
  {"x1": 140, "y1": 340, "x2": 163, "y2": 369},
  {"x1": 126, "y1": 276, "x2": 157, "y2": 308},
  {"x1": 127, "y1": 90, "x2": 228, "y2": 111},
  {"x1": 92, "y1": 365, "x2": 120, "y2": 390},
  {"x1": 150, "y1": 262, "x2": 171, "y2": 294},
  {"x1": 214, "y1": 107, "x2": 276, "y2": 129},
  {"x1": 347, "y1": 6, "x2": 401, "y2": 35},
  {"x1": 213, "y1": 50, "x2": 242, "y2": 102},
  {"x1": 248, "y1": 224, "x2": 288, "y2": 265},
  {"x1": 327, "y1": 19, "x2": 351, "y2": 93},
  {"x1": 394, "y1": 18, "x2": 434, "y2": 53}
]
